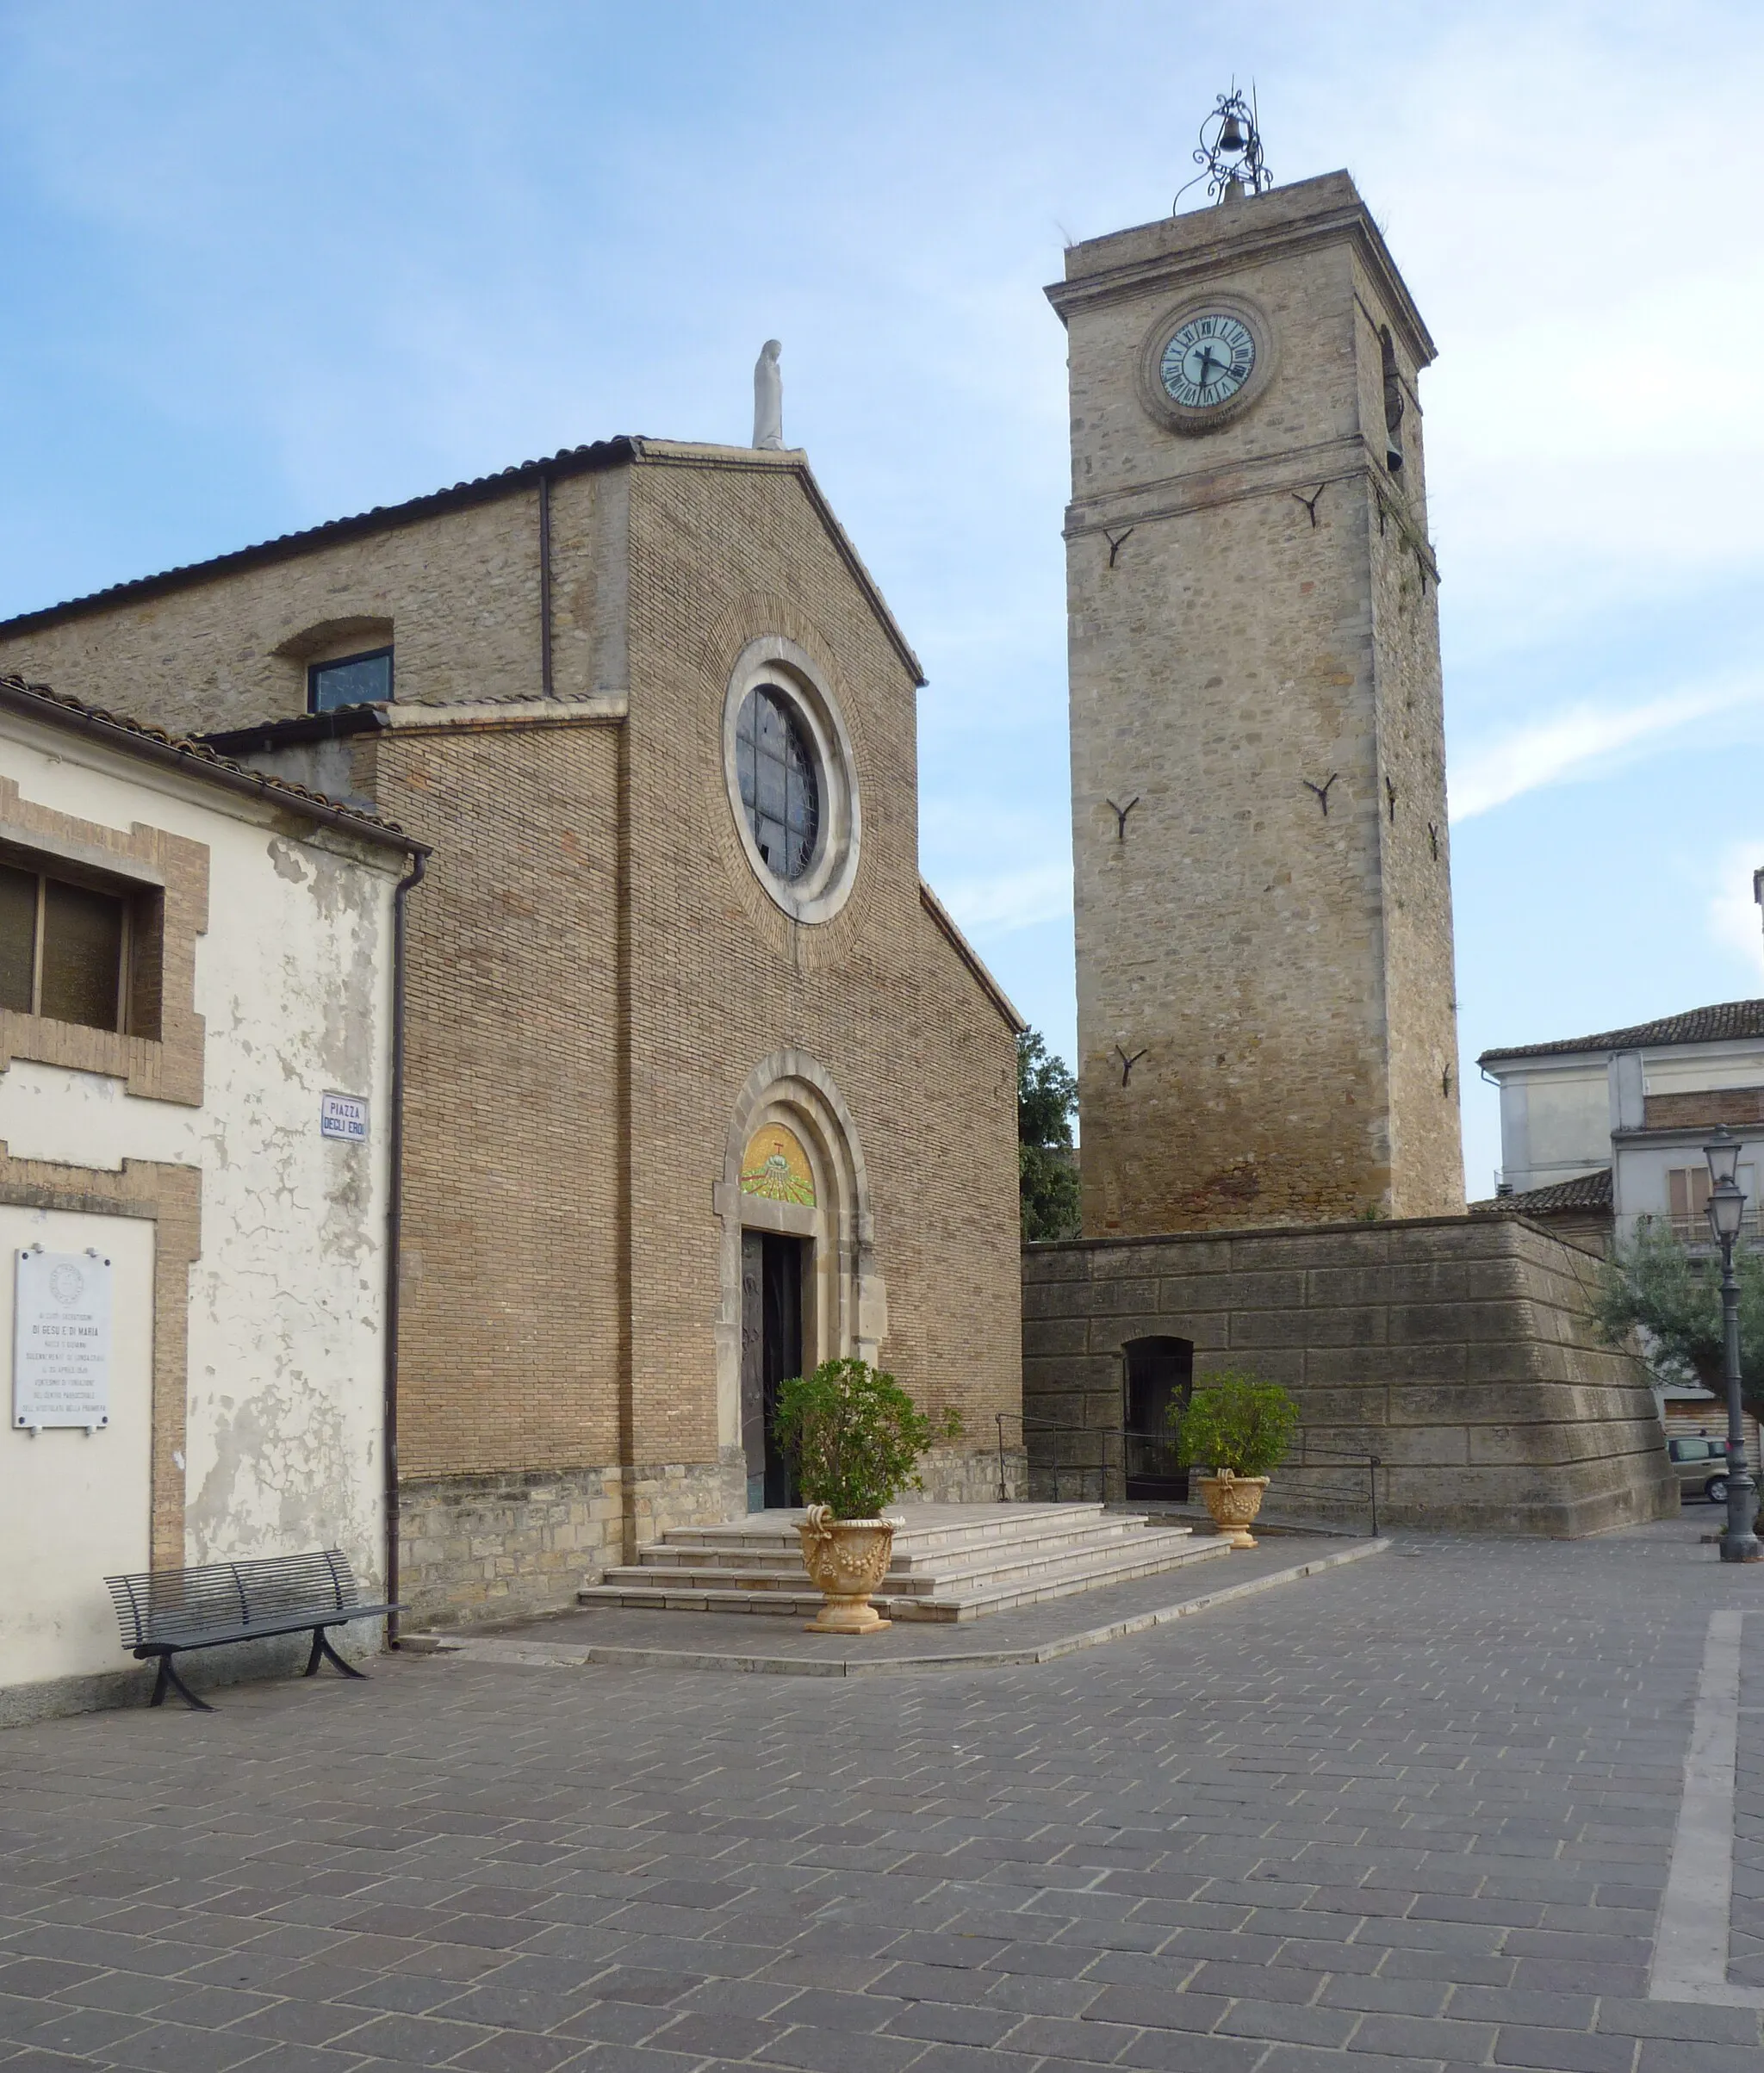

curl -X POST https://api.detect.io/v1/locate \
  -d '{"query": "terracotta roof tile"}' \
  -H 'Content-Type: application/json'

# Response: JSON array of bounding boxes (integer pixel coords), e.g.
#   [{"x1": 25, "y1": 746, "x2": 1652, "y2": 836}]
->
[
  {"x1": 0, "y1": 439, "x2": 636, "y2": 634},
  {"x1": 1479, "y1": 1000, "x2": 1764, "y2": 1065},
  {"x1": 0, "y1": 674, "x2": 421, "y2": 849},
  {"x1": 1470, "y1": 1168, "x2": 1613, "y2": 1217}
]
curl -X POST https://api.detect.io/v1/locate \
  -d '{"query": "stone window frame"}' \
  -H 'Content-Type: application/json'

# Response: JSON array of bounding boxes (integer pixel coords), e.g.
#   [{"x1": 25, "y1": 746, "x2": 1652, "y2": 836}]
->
[
  {"x1": 0, "y1": 778, "x2": 208, "y2": 1107},
  {"x1": 0, "y1": 1147, "x2": 202, "y2": 1568},
  {"x1": 720, "y1": 637, "x2": 861, "y2": 926}
]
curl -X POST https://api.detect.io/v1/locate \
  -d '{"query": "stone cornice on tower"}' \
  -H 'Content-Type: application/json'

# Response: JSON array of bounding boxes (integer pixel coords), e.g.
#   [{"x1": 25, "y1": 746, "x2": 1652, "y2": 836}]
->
[{"x1": 1047, "y1": 170, "x2": 1436, "y2": 372}]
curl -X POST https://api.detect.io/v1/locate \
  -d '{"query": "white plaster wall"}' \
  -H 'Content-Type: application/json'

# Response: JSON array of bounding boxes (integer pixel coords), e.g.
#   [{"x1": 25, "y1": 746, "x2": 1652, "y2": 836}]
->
[
  {"x1": 1495, "y1": 1063, "x2": 1608, "y2": 1191},
  {"x1": 1644, "y1": 1044, "x2": 1764, "y2": 1095},
  {"x1": 0, "y1": 1207, "x2": 154, "y2": 1685},
  {"x1": 1616, "y1": 1143, "x2": 1761, "y2": 1236},
  {"x1": 0, "y1": 719, "x2": 401, "y2": 1692}
]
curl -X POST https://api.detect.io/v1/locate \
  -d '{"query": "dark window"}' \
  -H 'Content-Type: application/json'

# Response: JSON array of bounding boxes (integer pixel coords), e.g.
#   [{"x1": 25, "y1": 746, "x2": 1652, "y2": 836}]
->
[
  {"x1": 0, "y1": 853, "x2": 157, "y2": 1036},
  {"x1": 308, "y1": 647, "x2": 393, "y2": 714},
  {"x1": 736, "y1": 684, "x2": 820, "y2": 880}
]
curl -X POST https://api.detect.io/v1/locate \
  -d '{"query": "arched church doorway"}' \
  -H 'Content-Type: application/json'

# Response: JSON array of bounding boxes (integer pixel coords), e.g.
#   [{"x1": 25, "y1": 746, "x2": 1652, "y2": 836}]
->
[
  {"x1": 717, "y1": 1055, "x2": 883, "y2": 1517},
  {"x1": 1122, "y1": 1335, "x2": 1193, "y2": 1501}
]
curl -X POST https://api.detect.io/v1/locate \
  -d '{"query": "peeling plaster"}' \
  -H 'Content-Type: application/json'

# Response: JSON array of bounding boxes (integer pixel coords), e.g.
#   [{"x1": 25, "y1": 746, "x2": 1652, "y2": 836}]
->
[{"x1": 0, "y1": 725, "x2": 403, "y2": 1689}]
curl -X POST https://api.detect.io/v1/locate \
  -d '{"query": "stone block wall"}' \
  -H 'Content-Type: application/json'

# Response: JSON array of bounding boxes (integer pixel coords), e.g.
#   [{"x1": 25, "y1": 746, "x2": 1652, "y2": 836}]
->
[
  {"x1": 399, "y1": 1457, "x2": 746, "y2": 1628},
  {"x1": 918, "y1": 1443, "x2": 1028, "y2": 1505},
  {"x1": 1022, "y1": 1213, "x2": 1676, "y2": 1536}
]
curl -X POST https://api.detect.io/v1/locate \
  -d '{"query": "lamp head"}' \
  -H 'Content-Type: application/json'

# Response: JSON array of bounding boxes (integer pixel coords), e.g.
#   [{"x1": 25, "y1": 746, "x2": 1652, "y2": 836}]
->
[
  {"x1": 1705, "y1": 1125, "x2": 1742, "y2": 1190},
  {"x1": 1708, "y1": 1180, "x2": 1747, "y2": 1244}
]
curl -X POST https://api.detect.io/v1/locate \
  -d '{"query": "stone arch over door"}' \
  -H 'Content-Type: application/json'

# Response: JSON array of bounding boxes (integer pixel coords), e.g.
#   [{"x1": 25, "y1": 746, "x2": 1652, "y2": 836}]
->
[{"x1": 712, "y1": 1048, "x2": 885, "y2": 1464}]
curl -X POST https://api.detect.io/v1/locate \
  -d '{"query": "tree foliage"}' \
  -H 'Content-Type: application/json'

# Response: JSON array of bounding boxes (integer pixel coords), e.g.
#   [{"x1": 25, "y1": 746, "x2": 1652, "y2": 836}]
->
[
  {"x1": 1591, "y1": 1219, "x2": 1764, "y2": 1418},
  {"x1": 773, "y1": 1358, "x2": 961, "y2": 1519},
  {"x1": 1172, "y1": 1370, "x2": 1301, "y2": 1479},
  {"x1": 1018, "y1": 1028, "x2": 1081, "y2": 1242}
]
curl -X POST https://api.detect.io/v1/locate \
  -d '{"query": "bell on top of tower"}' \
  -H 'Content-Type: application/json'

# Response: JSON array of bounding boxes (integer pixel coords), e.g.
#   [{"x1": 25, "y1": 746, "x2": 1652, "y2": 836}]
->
[{"x1": 1175, "y1": 86, "x2": 1272, "y2": 211}]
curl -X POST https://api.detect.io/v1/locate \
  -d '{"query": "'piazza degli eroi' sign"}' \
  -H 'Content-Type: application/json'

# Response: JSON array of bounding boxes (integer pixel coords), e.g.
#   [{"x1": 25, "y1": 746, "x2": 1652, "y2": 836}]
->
[{"x1": 12, "y1": 1247, "x2": 112, "y2": 1433}]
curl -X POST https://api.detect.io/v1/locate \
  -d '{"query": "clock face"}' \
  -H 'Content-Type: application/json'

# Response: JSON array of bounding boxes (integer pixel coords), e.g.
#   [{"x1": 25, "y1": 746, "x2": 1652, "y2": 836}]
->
[{"x1": 1159, "y1": 313, "x2": 1256, "y2": 410}]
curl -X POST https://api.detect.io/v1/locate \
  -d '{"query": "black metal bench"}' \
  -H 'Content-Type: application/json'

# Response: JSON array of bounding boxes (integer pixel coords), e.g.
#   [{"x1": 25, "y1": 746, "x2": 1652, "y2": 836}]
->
[{"x1": 105, "y1": 1550, "x2": 398, "y2": 1711}]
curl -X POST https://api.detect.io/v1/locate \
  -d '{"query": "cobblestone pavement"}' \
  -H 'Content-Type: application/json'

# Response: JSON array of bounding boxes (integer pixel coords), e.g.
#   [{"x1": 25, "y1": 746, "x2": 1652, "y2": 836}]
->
[{"x1": 2, "y1": 1519, "x2": 1761, "y2": 2073}]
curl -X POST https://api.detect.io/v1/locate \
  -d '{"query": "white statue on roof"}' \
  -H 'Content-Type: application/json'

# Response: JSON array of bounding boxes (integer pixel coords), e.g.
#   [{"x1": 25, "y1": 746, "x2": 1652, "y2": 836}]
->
[{"x1": 753, "y1": 339, "x2": 783, "y2": 450}]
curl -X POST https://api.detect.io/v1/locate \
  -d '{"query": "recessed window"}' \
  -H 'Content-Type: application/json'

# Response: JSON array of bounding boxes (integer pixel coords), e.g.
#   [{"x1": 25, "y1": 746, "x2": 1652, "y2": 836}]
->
[
  {"x1": 308, "y1": 646, "x2": 393, "y2": 714},
  {"x1": 1668, "y1": 1163, "x2": 1757, "y2": 1241},
  {"x1": 0, "y1": 853, "x2": 160, "y2": 1037},
  {"x1": 736, "y1": 685, "x2": 821, "y2": 882}
]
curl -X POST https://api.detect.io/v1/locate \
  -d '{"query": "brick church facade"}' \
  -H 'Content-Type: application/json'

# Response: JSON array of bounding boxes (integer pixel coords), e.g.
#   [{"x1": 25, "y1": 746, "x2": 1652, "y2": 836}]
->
[{"x1": 0, "y1": 437, "x2": 1026, "y2": 1624}]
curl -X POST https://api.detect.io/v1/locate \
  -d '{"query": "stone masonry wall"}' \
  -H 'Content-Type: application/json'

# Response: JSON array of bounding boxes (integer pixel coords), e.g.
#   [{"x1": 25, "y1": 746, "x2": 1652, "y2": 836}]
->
[
  {"x1": 1359, "y1": 247, "x2": 1463, "y2": 1216},
  {"x1": 399, "y1": 1458, "x2": 744, "y2": 1629},
  {"x1": 1023, "y1": 1213, "x2": 1676, "y2": 1536},
  {"x1": 362, "y1": 719, "x2": 625, "y2": 1485},
  {"x1": 1053, "y1": 173, "x2": 1464, "y2": 1234},
  {"x1": 623, "y1": 452, "x2": 1023, "y2": 1473}
]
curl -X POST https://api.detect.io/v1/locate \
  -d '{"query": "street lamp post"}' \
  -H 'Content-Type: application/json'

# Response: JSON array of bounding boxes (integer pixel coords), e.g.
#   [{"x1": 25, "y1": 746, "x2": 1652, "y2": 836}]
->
[{"x1": 1703, "y1": 1126, "x2": 1761, "y2": 1563}]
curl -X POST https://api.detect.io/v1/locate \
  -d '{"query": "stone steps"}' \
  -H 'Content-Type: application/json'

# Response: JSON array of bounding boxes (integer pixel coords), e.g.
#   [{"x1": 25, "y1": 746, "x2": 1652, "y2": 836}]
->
[
  {"x1": 575, "y1": 1502, "x2": 1232, "y2": 1623},
  {"x1": 630, "y1": 1510, "x2": 1164, "y2": 1582}
]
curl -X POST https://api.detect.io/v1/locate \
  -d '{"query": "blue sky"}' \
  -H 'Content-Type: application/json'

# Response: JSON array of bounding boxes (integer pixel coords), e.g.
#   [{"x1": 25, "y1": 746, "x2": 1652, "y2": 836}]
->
[{"x1": 3, "y1": 3, "x2": 1761, "y2": 1195}]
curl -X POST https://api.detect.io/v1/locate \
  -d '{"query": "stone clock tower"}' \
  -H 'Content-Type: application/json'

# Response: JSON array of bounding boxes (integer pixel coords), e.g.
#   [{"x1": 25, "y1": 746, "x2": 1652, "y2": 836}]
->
[{"x1": 1047, "y1": 166, "x2": 1464, "y2": 1233}]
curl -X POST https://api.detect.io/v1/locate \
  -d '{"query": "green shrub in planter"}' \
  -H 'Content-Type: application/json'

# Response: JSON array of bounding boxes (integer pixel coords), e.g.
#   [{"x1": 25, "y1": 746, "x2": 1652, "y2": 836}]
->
[
  {"x1": 1171, "y1": 1369, "x2": 1299, "y2": 1479},
  {"x1": 774, "y1": 1358, "x2": 961, "y2": 1519}
]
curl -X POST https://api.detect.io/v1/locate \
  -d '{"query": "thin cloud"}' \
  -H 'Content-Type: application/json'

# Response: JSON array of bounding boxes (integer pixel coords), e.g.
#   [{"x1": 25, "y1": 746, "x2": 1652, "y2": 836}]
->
[
  {"x1": 1450, "y1": 676, "x2": 1764, "y2": 821},
  {"x1": 935, "y1": 861, "x2": 1071, "y2": 938}
]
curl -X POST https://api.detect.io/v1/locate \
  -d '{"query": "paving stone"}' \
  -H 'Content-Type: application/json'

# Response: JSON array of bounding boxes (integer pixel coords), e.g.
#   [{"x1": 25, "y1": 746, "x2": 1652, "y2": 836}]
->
[
  {"x1": 1634, "y1": 2042, "x2": 1764, "y2": 2073},
  {"x1": 451, "y1": 2033, "x2": 593, "y2": 2071},
  {"x1": 552, "y1": 2000, "x2": 672, "y2": 2045},
  {"x1": 755, "y1": 2023, "x2": 927, "y2": 2071},
  {"x1": 1595, "y1": 2000, "x2": 1763, "y2": 2045},
  {"x1": 1116, "y1": 2031, "x2": 1267, "y2": 2072},
  {"x1": 1494, "y1": 2022, "x2": 1639, "y2": 2071},
  {"x1": 327, "y1": 2010, "x2": 499, "y2": 2064}
]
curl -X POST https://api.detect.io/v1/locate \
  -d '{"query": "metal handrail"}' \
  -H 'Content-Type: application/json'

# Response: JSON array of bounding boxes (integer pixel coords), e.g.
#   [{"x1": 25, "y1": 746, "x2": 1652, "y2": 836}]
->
[{"x1": 1000, "y1": 1408, "x2": 1384, "y2": 1533}]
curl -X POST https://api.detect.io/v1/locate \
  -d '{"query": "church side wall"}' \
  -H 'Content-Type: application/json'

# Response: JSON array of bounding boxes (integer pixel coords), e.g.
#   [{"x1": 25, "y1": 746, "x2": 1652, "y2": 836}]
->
[
  {"x1": 0, "y1": 493, "x2": 584, "y2": 732},
  {"x1": 1355, "y1": 254, "x2": 1464, "y2": 1219},
  {"x1": 362, "y1": 722, "x2": 628, "y2": 1624},
  {"x1": 623, "y1": 460, "x2": 1020, "y2": 1518},
  {"x1": 1022, "y1": 1215, "x2": 1676, "y2": 1535}
]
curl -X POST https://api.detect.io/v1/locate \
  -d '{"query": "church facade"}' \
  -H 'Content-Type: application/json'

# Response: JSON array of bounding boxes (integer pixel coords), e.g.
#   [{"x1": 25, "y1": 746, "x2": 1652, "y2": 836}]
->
[{"x1": 0, "y1": 438, "x2": 1026, "y2": 1625}]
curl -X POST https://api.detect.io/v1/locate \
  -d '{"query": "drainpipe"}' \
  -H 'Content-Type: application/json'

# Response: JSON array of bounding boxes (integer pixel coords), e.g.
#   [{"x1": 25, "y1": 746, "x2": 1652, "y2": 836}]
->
[
  {"x1": 384, "y1": 849, "x2": 426, "y2": 1645},
  {"x1": 538, "y1": 469, "x2": 554, "y2": 699}
]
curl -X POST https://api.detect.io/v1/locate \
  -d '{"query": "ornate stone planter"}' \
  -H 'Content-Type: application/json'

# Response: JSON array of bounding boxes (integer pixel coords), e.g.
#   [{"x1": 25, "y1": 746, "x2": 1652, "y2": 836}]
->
[
  {"x1": 797, "y1": 1505, "x2": 898, "y2": 1633},
  {"x1": 1197, "y1": 1470, "x2": 1270, "y2": 1549}
]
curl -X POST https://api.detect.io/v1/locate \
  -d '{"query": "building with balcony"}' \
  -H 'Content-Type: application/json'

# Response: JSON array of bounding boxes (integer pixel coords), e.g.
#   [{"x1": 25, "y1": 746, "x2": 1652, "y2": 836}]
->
[{"x1": 1476, "y1": 999, "x2": 1764, "y2": 1253}]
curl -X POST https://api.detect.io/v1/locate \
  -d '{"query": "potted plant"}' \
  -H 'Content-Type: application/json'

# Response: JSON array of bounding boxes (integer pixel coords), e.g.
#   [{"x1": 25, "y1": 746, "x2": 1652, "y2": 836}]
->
[
  {"x1": 1171, "y1": 1369, "x2": 1300, "y2": 1548},
  {"x1": 774, "y1": 1358, "x2": 960, "y2": 1634}
]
